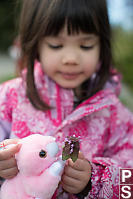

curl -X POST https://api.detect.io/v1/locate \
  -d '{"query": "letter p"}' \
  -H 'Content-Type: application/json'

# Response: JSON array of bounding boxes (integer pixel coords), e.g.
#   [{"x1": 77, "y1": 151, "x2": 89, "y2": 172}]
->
[{"x1": 122, "y1": 170, "x2": 132, "y2": 183}]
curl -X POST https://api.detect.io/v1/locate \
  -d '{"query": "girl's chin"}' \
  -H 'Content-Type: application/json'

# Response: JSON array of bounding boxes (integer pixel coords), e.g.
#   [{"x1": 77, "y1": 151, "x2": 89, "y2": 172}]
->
[{"x1": 56, "y1": 82, "x2": 81, "y2": 89}]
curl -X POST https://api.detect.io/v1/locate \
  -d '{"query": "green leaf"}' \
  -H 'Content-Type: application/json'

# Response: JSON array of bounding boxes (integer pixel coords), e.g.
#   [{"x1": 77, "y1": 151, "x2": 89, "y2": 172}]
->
[
  {"x1": 62, "y1": 136, "x2": 80, "y2": 162},
  {"x1": 62, "y1": 153, "x2": 70, "y2": 161},
  {"x1": 70, "y1": 141, "x2": 80, "y2": 162},
  {"x1": 62, "y1": 141, "x2": 71, "y2": 161},
  {"x1": 70, "y1": 153, "x2": 78, "y2": 162}
]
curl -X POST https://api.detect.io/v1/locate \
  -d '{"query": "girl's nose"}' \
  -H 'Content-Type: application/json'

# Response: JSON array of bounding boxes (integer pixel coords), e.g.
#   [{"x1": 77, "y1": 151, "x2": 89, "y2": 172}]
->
[{"x1": 62, "y1": 51, "x2": 79, "y2": 65}]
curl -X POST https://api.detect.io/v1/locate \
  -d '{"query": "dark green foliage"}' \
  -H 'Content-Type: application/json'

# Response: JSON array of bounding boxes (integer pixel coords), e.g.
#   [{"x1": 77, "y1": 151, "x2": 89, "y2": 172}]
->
[
  {"x1": 0, "y1": 0, "x2": 20, "y2": 52},
  {"x1": 0, "y1": 75, "x2": 15, "y2": 84},
  {"x1": 112, "y1": 27, "x2": 133, "y2": 92}
]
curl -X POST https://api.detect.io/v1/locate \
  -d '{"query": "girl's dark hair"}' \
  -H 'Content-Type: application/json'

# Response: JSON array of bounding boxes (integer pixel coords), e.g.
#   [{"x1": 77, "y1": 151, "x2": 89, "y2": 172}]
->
[{"x1": 19, "y1": 0, "x2": 112, "y2": 111}]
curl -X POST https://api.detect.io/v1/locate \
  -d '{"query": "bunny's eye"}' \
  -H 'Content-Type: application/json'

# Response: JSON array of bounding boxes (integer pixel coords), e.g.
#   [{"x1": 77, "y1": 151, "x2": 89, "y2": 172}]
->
[{"x1": 39, "y1": 150, "x2": 47, "y2": 158}]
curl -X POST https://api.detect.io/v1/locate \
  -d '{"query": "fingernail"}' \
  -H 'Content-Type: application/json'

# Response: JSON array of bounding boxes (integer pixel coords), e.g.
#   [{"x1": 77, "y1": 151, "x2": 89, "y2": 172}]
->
[{"x1": 5, "y1": 144, "x2": 17, "y2": 149}]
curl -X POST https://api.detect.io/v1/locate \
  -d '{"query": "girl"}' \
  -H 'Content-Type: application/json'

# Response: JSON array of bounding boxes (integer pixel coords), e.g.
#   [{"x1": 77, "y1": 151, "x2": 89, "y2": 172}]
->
[{"x1": 0, "y1": 0, "x2": 133, "y2": 198}]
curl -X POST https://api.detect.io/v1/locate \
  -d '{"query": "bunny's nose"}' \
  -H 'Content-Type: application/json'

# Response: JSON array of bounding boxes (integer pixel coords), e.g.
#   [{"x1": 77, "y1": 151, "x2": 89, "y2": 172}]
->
[{"x1": 46, "y1": 142, "x2": 59, "y2": 157}]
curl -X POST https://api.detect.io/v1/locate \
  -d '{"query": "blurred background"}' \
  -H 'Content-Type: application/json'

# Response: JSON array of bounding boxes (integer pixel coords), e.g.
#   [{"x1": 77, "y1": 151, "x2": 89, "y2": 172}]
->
[{"x1": 0, "y1": 0, "x2": 133, "y2": 110}]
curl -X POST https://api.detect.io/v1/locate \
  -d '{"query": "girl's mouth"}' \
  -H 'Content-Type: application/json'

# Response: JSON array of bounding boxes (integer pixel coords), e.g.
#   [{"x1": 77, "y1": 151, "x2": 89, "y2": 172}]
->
[{"x1": 60, "y1": 72, "x2": 81, "y2": 80}]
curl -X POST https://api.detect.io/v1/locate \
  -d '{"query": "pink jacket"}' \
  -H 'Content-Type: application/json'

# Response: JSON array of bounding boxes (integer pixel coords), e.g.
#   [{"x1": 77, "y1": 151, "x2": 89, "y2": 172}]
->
[{"x1": 0, "y1": 62, "x2": 133, "y2": 198}]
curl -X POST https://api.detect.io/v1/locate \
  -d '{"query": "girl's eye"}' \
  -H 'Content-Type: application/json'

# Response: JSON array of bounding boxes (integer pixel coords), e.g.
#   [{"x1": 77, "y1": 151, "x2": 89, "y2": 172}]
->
[
  {"x1": 48, "y1": 44, "x2": 62, "y2": 49},
  {"x1": 39, "y1": 150, "x2": 47, "y2": 158},
  {"x1": 80, "y1": 45, "x2": 94, "y2": 50}
]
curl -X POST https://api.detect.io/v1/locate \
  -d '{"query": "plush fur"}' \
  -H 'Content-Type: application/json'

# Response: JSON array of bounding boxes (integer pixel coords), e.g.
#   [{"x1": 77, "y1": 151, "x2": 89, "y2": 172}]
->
[{"x1": 0, "y1": 134, "x2": 64, "y2": 199}]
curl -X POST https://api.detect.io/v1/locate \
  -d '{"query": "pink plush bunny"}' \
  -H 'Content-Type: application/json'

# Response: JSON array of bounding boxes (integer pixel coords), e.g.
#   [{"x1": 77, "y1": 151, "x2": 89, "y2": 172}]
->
[{"x1": 0, "y1": 134, "x2": 65, "y2": 199}]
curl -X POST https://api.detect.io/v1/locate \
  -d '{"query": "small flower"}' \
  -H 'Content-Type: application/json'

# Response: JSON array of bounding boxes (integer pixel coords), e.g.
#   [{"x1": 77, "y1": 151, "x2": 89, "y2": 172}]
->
[{"x1": 62, "y1": 136, "x2": 80, "y2": 162}]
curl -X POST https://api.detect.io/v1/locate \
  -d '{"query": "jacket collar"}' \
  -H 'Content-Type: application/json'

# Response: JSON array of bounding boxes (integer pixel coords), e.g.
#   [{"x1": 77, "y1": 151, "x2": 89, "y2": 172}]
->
[{"x1": 23, "y1": 62, "x2": 119, "y2": 129}]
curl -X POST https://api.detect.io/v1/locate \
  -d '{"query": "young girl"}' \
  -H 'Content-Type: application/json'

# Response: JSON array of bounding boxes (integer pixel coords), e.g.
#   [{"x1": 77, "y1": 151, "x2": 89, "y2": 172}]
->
[{"x1": 0, "y1": 0, "x2": 133, "y2": 198}]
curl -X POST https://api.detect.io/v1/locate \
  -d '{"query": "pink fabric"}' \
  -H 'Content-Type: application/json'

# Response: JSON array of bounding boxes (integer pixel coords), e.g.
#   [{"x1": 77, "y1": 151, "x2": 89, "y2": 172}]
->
[
  {"x1": 0, "y1": 62, "x2": 133, "y2": 198},
  {"x1": 0, "y1": 135, "x2": 63, "y2": 199}
]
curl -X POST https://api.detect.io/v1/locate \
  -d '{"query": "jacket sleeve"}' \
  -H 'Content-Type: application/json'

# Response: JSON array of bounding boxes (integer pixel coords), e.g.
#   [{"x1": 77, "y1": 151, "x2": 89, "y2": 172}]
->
[
  {"x1": 70, "y1": 101, "x2": 133, "y2": 199},
  {"x1": 81, "y1": 102, "x2": 133, "y2": 199},
  {"x1": 0, "y1": 82, "x2": 13, "y2": 187},
  {"x1": 0, "y1": 119, "x2": 11, "y2": 142},
  {"x1": 0, "y1": 82, "x2": 12, "y2": 141}
]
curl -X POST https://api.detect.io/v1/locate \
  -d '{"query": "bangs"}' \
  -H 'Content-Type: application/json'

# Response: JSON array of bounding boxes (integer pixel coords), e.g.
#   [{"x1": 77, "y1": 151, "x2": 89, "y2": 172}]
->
[
  {"x1": 20, "y1": 0, "x2": 112, "y2": 111},
  {"x1": 40, "y1": 0, "x2": 100, "y2": 36}
]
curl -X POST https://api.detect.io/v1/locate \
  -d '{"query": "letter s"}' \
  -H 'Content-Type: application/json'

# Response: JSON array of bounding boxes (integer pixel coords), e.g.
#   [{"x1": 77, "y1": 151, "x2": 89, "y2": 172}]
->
[{"x1": 121, "y1": 186, "x2": 131, "y2": 198}]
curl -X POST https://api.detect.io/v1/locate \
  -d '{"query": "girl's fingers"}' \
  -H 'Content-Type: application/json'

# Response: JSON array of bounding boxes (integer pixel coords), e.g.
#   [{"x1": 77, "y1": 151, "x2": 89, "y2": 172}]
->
[
  {"x1": 64, "y1": 164, "x2": 90, "y2": 186},
  {"x1": 62, "y1": 183, "x2": 77, "y2": 194},
  {"x1": 0, "y1": 166, "x2": 19, "y2": 179},
  {"x1": 67, "y1": 151, "x2": 86, "y2": 170},
  {"x1": 0, "y1": 157, "x2": 17, "y2": 170},
  {"x1": 62, "y1": 175, "x2": 79, "y2": 194},
  {"x1": 0, "y1": 143, "x2": 21, "y2": 160},
  {"x1": 62, "y1": 173, "x2": 80, "y2": 187},
  {"x1": 64, "y1": 164, "x2": 83, "y2": 180},
  {"x1": 2, "y1": 138, "x2": 20, "y2": 146},
  {"x1": 68, "y1": 158, "x2": 89, "y2": 171},
  {"x1": 62, "y1": 152, "x2": 92, "y2": 194},
  {"x1": 78, "y1": 151, "x2": 85, "y2": 160}
]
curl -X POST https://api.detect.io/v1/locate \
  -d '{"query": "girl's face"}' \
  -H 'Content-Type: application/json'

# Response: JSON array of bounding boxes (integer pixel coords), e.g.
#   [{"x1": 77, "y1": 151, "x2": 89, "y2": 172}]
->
[{"x1": 39, "y1": 27, "x2": 100, "y2": 89}]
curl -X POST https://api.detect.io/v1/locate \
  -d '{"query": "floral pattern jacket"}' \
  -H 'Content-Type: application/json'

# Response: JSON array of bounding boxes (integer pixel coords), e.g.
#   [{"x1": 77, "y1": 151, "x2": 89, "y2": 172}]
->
[{"x1": 0, "y1": 62, "x2": 133, "y2": 199}]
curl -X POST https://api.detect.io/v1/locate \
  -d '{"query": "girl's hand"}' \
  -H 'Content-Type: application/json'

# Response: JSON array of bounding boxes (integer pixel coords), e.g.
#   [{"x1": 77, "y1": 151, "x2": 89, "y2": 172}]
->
[
  {"x1": 61, "y1": 152, "x2": 91, "y2": 194},
  {"x1": 0, "y1": 139, "x2": 21, "y2": 179}
]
